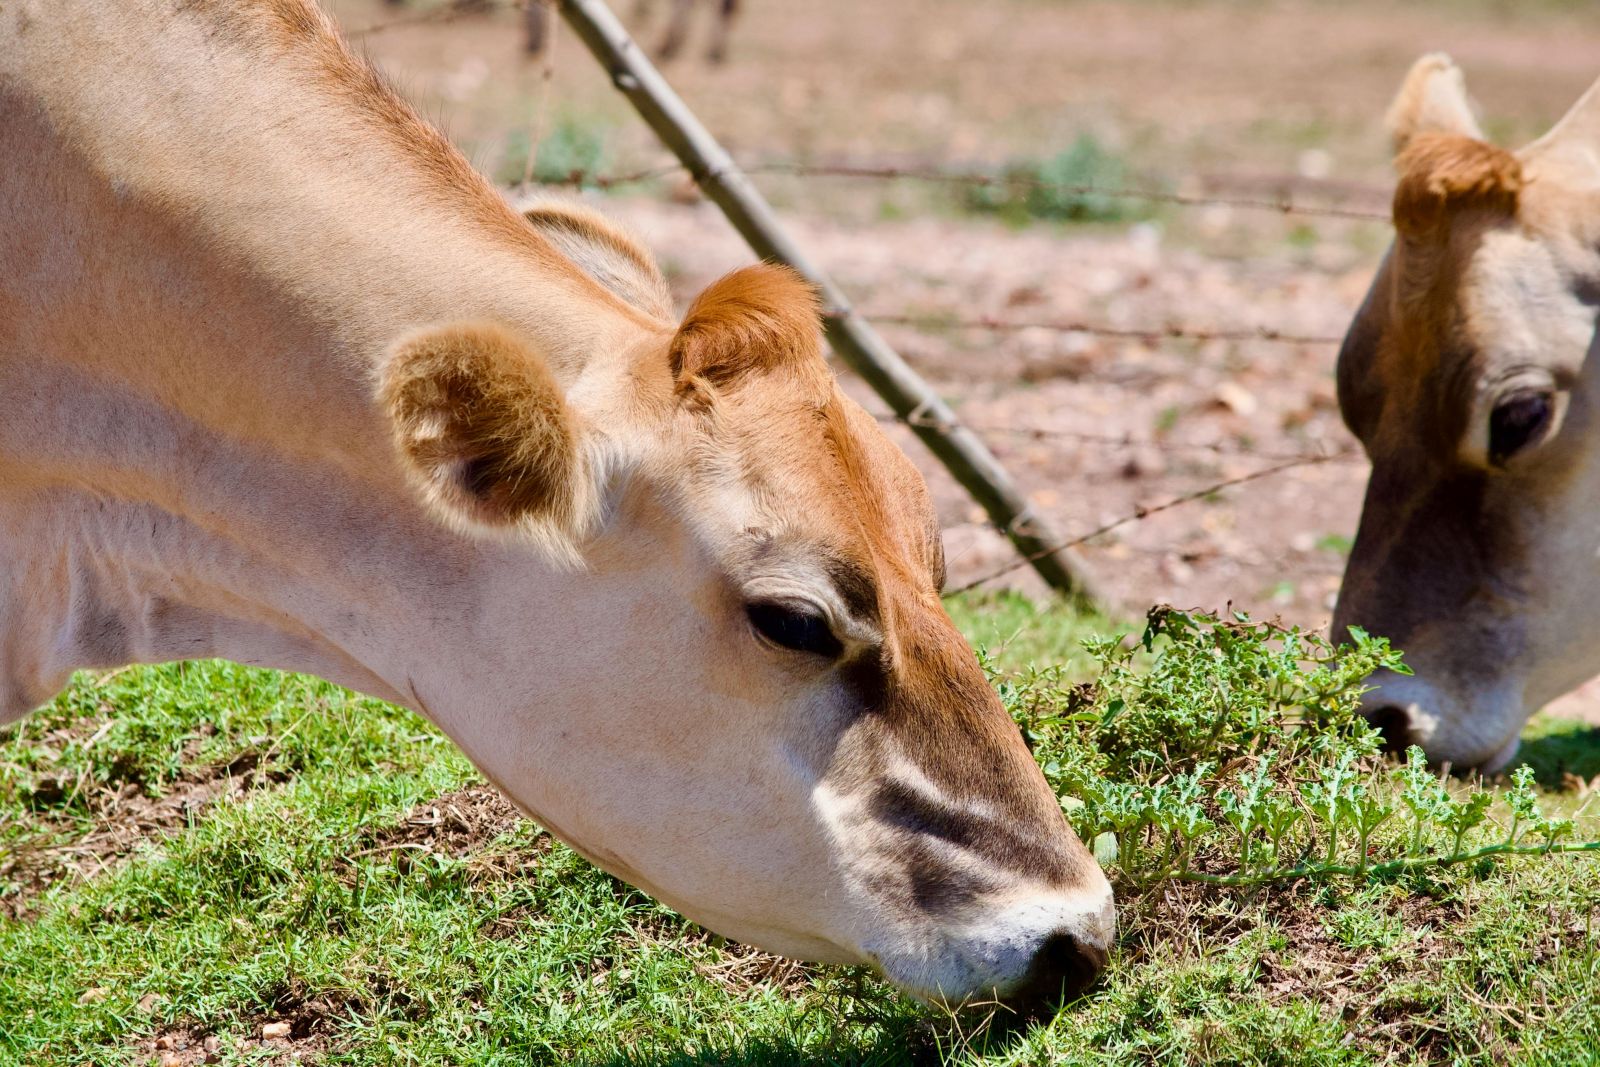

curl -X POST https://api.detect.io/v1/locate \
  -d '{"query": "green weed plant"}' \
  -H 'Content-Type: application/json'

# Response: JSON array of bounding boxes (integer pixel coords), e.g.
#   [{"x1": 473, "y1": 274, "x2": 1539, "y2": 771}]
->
[
  {"x1": 1001, "y1": 607, "x2": 1599, "y2": 892},
  {"x1": 961, "y1": 135, "x2": 1147, "y2": 224}
]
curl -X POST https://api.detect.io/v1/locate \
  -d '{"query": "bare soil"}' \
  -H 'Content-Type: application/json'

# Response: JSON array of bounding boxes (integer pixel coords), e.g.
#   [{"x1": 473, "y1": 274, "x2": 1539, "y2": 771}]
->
[
  {"x1": 133, "y1": 1017, "x2": 331, "y2": 1067},
  {"x1": 125, "y1": 786, "x2": 532, "y2": 1066},
  {"x1": 336, "y1": 781, "x2": 550, "y2": 891},
  {"x1": 342, "y1": 781, "x2": 528, "y2": 861},
  {"x1": 0, "y1": 723, "x2": 290, "y2": 921}
]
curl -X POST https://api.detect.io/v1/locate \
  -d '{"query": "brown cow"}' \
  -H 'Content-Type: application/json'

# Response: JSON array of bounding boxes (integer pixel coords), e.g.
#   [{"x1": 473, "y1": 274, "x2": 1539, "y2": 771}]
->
[
  {"x1": 1334, "y1": 55, "x2": 1600, "y2": 770},
  {"x1": 0, "y1": 0, "x2": 1111, "y2": 1011}
]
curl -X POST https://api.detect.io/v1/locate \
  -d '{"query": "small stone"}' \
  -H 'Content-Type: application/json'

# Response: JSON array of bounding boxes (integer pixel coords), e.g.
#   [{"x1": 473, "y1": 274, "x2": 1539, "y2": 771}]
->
[
  {"x1": 1120, "y1": 447, "x2": 1167, "y2": 479},
  {"x1": 77, "y1": 987, "x2": 108, "y2": 1005},
  {"x1": 1212, "y1": 381, "x2": 1259, "y2": 417},
  {"x1": 154, "y1": 1035, "x2": 176, "y2": 1050},
  {"x1": 1297, "y1": 148, "x2": 1333, "y2": 180},
  {"x1": 160, "y1": 1053, "x2": 182, "y2": 1067},
  {"x1": 261, "y1": 1021, "x2": 291, "y2": 1040},
  {"x1": 1160, "y1": 556, "x2": 1195, "y2": 585}
]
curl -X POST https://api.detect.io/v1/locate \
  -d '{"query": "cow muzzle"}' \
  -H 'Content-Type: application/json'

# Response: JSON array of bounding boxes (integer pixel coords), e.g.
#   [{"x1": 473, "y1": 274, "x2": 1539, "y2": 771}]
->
[
  {"x1": 870, "y1": 876, "x2": 1116, "y2": 1015},
  {"x1": 1357, "y1": 668, "x2": 1525, "y2": 771}
]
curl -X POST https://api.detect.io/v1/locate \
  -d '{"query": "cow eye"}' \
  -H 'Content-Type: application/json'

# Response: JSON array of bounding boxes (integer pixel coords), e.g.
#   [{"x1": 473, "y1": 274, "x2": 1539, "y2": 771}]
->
[
  {"x1": 746, "y1": 602, "x2": 843, "y2": 658},
  {"x1": 1488, "y1": 391, "x2": 1554, "y2": 466}
]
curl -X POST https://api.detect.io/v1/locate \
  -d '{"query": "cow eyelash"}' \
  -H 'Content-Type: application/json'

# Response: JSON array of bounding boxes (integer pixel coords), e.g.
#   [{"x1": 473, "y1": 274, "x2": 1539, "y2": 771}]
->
[{"x1": 746, "y1": 601, "x2": 844, "y2": 659}]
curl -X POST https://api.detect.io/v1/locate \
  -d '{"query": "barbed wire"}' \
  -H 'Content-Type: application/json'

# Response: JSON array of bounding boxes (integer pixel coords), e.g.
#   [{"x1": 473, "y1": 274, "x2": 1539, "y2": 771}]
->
[
  {"x1": 537, "y1": 162, "x2": 1390, "y2": 222},
  {"x1": 742, "y1": 163, "x2": 1390, "y2": 222},
  {"x1": 943, "y1": 451, "x2": 1350, "y2": 596},
  {"x1": 338, "y1": 8, "x2": 1389, "y2": 223},
  {"x1": 853, "y1": 311, "x2": 1345, "y2": 347},
  {"x1": 347, "y1": 0, "x2": 521, "y2": 39},
  {"x1": 874, "y1": 411, "x2": 1360, "y2": 462}
]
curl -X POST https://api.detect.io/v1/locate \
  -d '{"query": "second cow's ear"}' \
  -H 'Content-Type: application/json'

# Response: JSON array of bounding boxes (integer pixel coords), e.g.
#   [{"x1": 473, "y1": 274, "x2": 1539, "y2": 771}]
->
[
  {"x1": 1386, "y1": 53, "x2": 1484, "y2": 155},
  {"x1": 520, "y1": 198, "x2": 674, "y2": 320}
]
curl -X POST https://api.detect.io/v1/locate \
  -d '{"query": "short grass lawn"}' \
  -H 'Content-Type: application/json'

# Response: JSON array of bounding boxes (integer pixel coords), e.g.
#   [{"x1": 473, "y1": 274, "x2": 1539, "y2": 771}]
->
[{"x1": 2, "y1": 591, "x2": 1598, "y2": 1066}]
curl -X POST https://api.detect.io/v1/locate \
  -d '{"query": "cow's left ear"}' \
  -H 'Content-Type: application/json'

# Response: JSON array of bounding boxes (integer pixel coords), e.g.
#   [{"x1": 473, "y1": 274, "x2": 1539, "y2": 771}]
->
[
  {"x1": 1387, "y1": 54, "x2": 1484, "y2": 154},
  {"x1": 379, "y1": 321, "x2": 602, "y2": 563}
]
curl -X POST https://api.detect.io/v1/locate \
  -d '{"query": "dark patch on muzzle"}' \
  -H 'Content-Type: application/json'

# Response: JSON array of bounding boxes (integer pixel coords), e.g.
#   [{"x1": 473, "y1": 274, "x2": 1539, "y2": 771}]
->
[{"x1": 868, "y1": 780, "x2": 1073, "y2": 913}]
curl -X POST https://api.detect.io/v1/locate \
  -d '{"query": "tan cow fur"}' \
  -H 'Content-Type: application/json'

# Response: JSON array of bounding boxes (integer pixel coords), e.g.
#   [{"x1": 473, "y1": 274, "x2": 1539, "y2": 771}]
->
[{"x1": 0, "y1": 0, "x2": 1112, "y2": 1006}]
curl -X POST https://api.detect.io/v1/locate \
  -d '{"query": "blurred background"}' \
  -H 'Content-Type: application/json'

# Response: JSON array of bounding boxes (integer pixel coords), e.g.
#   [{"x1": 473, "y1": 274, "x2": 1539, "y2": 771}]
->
[{"x1": 330, "y1": 0, "x2": 1597, "y2": 714}]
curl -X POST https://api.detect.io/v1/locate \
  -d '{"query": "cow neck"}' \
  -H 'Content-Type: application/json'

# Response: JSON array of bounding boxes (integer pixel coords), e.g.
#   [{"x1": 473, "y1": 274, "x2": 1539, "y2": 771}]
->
[{"x1": 0, "y1": 1, "x2": 653, "y2": 718}]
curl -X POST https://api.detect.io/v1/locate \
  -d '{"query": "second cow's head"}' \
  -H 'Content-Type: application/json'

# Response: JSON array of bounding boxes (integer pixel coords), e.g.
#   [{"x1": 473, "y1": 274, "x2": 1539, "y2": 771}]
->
[{"x1": 1335, "y1": 56, "x2": 1600, "y2": 770}]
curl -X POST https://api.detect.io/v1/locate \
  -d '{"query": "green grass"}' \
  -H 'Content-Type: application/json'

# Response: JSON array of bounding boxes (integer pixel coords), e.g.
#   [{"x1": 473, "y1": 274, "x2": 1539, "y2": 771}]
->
[
  {"x1": 958, "y1": 136, "x2": 1152, "y2": 227},
  {"x1": 944, "y1": 588, "x2": 1119, "y2": 677},
  {"x1": 1, "y1": 595, "x2": 1597, "y2": 1066},
  {"x1": 498, "y1": 114, "x2": 612, "y2": 188}
]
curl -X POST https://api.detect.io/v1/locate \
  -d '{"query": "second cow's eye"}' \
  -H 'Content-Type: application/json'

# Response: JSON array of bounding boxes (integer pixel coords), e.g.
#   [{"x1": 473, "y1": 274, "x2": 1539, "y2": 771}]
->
[
  {"x1": 1488, "y1": 391, "x2": 1554, "y2": 466},
  {"x1": 747, "y1": 602, "x2": 844, "y2": 659}
]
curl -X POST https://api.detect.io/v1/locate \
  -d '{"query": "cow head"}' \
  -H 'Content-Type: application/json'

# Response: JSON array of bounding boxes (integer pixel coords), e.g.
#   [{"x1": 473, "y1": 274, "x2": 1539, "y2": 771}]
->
[
  {"x1": 1334, "y1": 56, "x2": 1600, "y2": 769},
  {"x1": 374, "y1": 200, "x2": 1114, "y2": 1010}
]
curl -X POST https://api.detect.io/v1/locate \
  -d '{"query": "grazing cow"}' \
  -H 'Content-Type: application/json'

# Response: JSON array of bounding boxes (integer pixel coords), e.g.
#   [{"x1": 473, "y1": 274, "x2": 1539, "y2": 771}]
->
[
  {"x1": 1333, "y1": 55, "x2": 1600, "y2": 770},
  {"x1": 0, "y1": 0, "x2": 1112, "y2": 1011}
]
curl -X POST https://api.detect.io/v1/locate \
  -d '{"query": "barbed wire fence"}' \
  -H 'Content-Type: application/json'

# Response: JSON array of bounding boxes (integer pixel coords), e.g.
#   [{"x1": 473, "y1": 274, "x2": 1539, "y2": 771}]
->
[
  {"x1": 345, "y1": 0, "x2": 1381, "y2": 604},
  {"x1": 529, "y1": 161, "x2": 1389, "y2": 223}
]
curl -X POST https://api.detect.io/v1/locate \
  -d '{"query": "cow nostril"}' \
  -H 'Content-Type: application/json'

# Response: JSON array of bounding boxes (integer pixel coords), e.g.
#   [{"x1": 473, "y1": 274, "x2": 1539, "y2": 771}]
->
[
  {"x1": 1366, "y1": 705, "x2": 1413, "y2": 755},
  {"x1": 1004, "y1": 931, "x2": 1109, "y2": 1018}
]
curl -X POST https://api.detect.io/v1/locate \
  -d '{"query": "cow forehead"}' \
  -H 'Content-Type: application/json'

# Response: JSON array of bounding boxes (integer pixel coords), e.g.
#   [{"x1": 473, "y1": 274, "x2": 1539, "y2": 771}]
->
[
  {"x1": 1353, "y1": 136, "x2": 1538, "y2": 415},
  {"x1": 1382, "y1": 157, "x2": 1597, "y2": 351},
  {"x1": 1351, "y1": 226, "x2": 1569, "y2": 430},
  {"x1": 1460, "y1": 228, "x2": 1597, "y2": 379},
  {"x1": 708, "y1": 379, "x2": 943, "y2": 594},
  {"x1": 1382, "y1": 221, "x2": 1593, "y2": 386}
]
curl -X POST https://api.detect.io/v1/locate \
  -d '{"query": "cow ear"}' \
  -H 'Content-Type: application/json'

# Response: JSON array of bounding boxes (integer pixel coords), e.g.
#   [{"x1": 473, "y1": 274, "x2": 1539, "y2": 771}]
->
[
  {"x1": 1387, "y1": 54, "x2": 1484, "y2": 155},
  {"x1": 520, "y1": 198, "x2": 674, "y2": 319},
  {"x1": 1520, "y1": 75, "x2": 1600, "y2": 184},
  {"x1": 379, "y1": 321, "x2": 601, "y2": 562},
  {"x1": 669, "y1": 264, "x2": 822, "y2": 392},
  {"x1": 1392, "y1": 133, "x2": 1523, "y2": 241}
]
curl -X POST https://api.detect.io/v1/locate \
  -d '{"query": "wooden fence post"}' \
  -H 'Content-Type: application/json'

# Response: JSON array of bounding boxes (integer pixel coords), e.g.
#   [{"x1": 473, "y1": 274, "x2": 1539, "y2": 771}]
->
[{"x1": 557, "y1": 0, "x2": 1096, "y2": 605}]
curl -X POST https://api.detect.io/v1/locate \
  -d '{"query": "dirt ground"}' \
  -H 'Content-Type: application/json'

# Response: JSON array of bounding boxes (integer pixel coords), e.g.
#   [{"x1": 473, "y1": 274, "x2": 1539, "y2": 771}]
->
[
  {"x1": 327, "y1": 0, "x2": 1600, "y2": 719},
  {"x1": 336, "y1": 0, "x2": 1598, "y2": 184}
]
